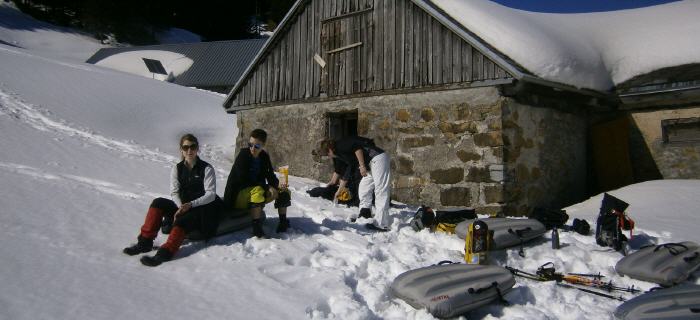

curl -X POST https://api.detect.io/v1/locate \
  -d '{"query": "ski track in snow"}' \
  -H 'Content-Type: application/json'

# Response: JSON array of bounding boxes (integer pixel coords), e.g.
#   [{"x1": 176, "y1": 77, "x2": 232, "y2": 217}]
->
[
  {"x1": 0, "y1": 162, "x2": 162, "y2": 200},
  {"x1": 0, "y1": 87, "x2": 177, "y2": 164},
  {"x1": 0, "y1": 45, "x2": 107, "y2": 74}
]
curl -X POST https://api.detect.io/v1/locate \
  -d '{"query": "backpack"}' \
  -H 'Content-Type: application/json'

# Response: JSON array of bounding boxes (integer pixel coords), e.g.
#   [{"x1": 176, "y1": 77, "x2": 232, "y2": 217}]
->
[
  {"x1": 595, "y1": 193, "x2": 635, "y2": 254},
  {"x1": 529, "y1": 207, "x2": 569, "y2": 230},
  {"x1": 411, "y1": 206, "x2": 477, "y2": 233}
]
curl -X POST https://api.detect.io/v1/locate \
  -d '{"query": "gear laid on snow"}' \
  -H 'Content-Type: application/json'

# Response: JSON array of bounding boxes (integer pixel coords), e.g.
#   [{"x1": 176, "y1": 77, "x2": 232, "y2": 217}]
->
[
  {"x1": 596, "y1": 193, "x2": 635, "y2": 255},
  {"x1": 506, "y1": 262, "x2": 640, "y2": 301},
  {"x1": 410, "y1": 205, "x2": 477, "y2": 232},
  {"x1": 530, "y1": 207, "x2": 569, "y2": 230},
  {"x1": 615, "y1": 241, "x2": 700, "y2": 287},
  {"x1": 391, "y1": 262, "x2": 514, "y2": 318}
]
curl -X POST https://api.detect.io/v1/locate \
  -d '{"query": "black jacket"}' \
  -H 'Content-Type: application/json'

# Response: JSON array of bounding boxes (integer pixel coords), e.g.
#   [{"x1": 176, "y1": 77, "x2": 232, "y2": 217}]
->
[
  {"x1": 334, "y1": 136, "x2": 384, "y2": 181},
  {"x1": 174, "y1": 158, "x2": 222, "y2": 239},
  {"x1": 223, "y1": 148, "x2": 279, "y2": 209}
]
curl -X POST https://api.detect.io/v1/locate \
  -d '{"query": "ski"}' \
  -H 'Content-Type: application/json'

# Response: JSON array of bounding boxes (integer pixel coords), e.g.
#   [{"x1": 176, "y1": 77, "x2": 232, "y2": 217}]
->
[{"x1": 506, "y1": 262, "x2": 640, "y2": 300}]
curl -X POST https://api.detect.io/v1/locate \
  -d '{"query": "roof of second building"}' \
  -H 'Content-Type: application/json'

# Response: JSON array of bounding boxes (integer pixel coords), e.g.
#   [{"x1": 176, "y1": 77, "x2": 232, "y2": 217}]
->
[
  {"x1": 425, "y1": 0, "x2": 700, "y2": 92},
  {"x1": 86, "y1": 39, "x2": 267, "y2": 88}
]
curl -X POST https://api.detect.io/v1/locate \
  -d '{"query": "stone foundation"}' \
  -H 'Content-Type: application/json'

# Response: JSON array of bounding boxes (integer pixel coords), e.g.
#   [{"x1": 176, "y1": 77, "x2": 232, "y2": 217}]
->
[{"x1": 235, "y1": 86, "x2": 588, "y2": 216}]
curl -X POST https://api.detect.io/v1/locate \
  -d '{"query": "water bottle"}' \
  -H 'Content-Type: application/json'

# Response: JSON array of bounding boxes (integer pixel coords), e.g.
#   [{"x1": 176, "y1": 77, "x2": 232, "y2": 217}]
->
[{"x1": 551, "y1": 228, "x2": 560, "y2": 249}]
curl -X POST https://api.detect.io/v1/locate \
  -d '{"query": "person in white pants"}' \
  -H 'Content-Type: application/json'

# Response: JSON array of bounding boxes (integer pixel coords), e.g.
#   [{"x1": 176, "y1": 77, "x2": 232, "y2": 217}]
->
[
  {"x1": 317, "y1": 137, "x2": 392, "y2": 231},
  {"x1": 357, "y1": 152, "x2": 391, "y2": 230}
]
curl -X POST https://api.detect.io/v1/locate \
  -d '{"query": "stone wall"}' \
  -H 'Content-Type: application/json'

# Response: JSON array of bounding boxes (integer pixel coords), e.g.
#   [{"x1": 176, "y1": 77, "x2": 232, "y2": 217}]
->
[
  {"x1": 629, "y1": 106, "x2": 700, "y2": 179},
  {"x1": 235, "y1": 86, "x2": 588, "y2": 216},
  {"x1": 501, "y1": 99, "x2": 588, "y2": 215}
]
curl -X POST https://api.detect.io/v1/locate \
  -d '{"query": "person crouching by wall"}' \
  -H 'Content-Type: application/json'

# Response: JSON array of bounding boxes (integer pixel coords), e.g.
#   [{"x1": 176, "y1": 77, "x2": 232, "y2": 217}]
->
[
  {"x1": 317, "y1": 136, "x2": 392, "y2": 231},
  {"x1": 123, "y1": 133, "x2": 223, "y2": 267},
  {"x1": 223, "y1": 129, "x2": 291, "y2": 238}
]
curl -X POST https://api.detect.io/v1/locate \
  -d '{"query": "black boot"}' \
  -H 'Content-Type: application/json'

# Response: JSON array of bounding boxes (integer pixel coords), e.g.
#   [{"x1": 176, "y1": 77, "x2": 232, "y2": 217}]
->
[
  {"x1": 252, "y1": 219, "x2": 268, "y2": 238},
  {"x1": 359, "y1": 208, "x2": 372, "y2": 219},
  {"x1": 123, "y1": 236, "x2": 154, "y2": 256},
  {"x1": 140, "y1": 248, "x2": 173, "y2": 267},
  {"x1": 276, "y1": 216, "x2": 289, "y2": 233}
]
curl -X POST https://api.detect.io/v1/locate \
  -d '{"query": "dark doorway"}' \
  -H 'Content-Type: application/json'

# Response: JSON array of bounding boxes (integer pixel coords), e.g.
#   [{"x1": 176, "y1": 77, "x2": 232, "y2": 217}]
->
[{"x1": 327, "y1": 111, "x2": 358, "y2": 140}]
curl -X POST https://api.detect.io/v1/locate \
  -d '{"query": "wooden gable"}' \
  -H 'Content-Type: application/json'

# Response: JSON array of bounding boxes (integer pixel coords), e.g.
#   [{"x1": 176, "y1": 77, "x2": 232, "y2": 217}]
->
[{"x1": 225, "y1": 0, "x2": 516, "y2": 111}]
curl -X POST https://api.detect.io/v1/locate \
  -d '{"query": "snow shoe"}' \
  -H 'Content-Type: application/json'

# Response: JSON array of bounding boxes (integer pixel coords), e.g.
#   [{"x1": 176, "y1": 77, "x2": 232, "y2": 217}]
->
[
  {"x1": 252, "y1": 219, "x2": 268, "y2": 238},
  {"x1": 122, "y1": 236, "x2": 153, "y2": 256},
  {"x1": 366, "y1": 223, "x2": 389, "y2": 232},
  {"x1": 140, "y1": 248, "x2": 173, "y2": 267},
  {"x1": 359, "y1": 208, "x2": 372, "y2": 219},
  {"x1": 276, "y1": 218, "x2": 289, "y2": 233}
]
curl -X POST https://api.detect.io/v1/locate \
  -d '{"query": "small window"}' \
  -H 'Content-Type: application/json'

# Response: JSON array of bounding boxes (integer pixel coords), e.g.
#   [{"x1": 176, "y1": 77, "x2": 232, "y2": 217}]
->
[
  {"x1": 142, "y1": 58, "x2": 167, "y2": 75},
  {"x1": 662, "y1": 117, "x2": 700, "y2": 144},
  {"x1": 328, "y1": 111, "x2": 358, "y2": 140}
]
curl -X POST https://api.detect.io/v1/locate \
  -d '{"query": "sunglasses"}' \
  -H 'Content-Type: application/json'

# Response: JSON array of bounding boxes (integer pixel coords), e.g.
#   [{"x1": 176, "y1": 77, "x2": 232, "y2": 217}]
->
[
  {"x1": 181, "y1": 144, "x2": 198, "y2": 151},
  {"x1": 248, "y1": 142, "x2": 262, "y2": 150}
]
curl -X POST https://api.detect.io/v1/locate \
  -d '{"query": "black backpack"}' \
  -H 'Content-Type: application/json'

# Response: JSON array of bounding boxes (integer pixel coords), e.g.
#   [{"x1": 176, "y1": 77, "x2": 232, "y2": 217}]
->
[
  {"x1": 530, "y1": 207, "x2": 569, "y2": 230},
  {"x1": 410, "y1": 205, "x2": 477, "y2": 231},
  {"x1": 595, "y1": 193, "x2": 635, "y2": 254}
]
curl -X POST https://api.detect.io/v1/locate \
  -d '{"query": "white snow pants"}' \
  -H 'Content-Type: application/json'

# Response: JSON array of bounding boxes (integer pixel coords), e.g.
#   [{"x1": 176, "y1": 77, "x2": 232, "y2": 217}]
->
[{"x1": 358, "y1": 152, "x2": 391, "y2": 228}]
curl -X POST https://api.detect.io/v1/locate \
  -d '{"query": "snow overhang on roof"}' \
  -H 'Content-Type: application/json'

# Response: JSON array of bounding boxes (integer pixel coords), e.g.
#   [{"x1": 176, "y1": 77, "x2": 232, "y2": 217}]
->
[{"x1": 426, "y1": 0, "x2": 700, "y2": 93}]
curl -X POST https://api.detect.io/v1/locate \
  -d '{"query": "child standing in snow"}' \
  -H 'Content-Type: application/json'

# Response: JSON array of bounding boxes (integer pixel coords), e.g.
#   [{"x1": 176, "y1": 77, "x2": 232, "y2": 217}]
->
[
  {"x1": 123, "y1": 133, "x2": 223, "y2": 267},
  {"x1": 223, "y1": 129, "x2": 291, "y2": 238}
]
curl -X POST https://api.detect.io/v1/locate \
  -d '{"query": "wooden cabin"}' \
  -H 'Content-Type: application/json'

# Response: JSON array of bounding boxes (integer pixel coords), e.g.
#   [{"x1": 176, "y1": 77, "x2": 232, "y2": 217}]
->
[{"x1": 223, "y1": 0, "x2": 700, "y2": 215}]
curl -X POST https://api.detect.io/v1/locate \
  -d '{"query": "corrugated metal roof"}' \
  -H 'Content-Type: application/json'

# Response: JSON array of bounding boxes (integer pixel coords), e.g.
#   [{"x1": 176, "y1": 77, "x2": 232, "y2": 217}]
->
[{"x1": 86, "y1": 39, "x2": 267, "y2": 89}]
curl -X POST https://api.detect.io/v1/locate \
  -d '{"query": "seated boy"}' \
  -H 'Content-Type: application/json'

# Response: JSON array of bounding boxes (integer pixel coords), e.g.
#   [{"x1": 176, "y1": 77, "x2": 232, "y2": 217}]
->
[{"x1": 223, "y1": 129, "x2": 291, "y2": 238}]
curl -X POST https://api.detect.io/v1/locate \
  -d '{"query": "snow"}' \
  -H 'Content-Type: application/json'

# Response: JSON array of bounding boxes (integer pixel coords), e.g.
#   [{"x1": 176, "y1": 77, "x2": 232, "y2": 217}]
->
[
  {"x1": 1, "y1": 3, "x2": 699, "y2": 320},
  {"x1": 429, "y1": 0, "x2": 700, "y2": 91},
  {"x1": 0, "y1": 1, "x2": 106, "y2": 62},
  {"x1": 94, "y1": 50, "x2": 195, "y2": 82}
]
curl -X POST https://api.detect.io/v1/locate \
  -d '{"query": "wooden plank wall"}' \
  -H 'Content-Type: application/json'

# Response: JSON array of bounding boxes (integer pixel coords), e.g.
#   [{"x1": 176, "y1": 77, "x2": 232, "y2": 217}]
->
[{"x1": 232, "y1": 0, "x2": 513, "y2": 107}]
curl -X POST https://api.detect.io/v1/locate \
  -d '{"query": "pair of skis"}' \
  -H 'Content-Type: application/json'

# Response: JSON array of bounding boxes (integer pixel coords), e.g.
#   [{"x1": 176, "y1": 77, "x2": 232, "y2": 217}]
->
[{"x1": 505, "y1": 262, "x2": 640, "y2": 301}]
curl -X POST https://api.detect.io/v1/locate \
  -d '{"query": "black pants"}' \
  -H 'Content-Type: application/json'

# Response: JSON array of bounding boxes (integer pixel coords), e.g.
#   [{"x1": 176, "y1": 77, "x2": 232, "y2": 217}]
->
[{"x1": 150, "y1": 197, "x2": 222, "y2": 234}]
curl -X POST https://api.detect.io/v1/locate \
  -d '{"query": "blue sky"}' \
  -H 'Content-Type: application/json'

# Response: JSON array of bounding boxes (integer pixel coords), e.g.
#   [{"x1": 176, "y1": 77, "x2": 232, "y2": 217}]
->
[{"x1": 489, "y1": 0, "x2": 681, "y2": 13}]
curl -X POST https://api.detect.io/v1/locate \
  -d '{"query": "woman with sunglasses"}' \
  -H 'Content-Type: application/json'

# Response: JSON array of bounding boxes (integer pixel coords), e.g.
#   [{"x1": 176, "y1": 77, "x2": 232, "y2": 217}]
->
[
  {"x1": 223, "y1": 129, "x2": 291, "y2": 238},
  {"x1": 123, "y1": 133, "x2": 223, "y2": 266}
]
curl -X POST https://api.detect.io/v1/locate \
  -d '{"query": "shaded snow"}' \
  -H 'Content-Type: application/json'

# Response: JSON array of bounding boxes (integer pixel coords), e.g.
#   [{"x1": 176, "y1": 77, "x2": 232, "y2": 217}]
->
[{"x1": 0, "y1": 2, "x2": 106, "y2": 62}]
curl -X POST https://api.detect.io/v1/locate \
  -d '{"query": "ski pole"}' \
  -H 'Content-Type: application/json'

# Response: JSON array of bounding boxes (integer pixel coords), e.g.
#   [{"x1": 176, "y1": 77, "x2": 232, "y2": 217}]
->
[{"x1": 556, "y1": 283, "x2": 626, "y2": 301}]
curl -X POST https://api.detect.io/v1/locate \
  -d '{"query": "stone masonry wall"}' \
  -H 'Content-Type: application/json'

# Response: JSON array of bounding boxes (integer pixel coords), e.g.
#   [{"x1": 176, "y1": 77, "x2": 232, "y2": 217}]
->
[
  {"x1": 629, "y1": 106, "x2": 700, "y2": 179},
  {"x1": 236, "y1": 87, "x2": 506, "y2": 215},
  {"x1": 235, "y1": 86, "x2": 588, "y2": 216},
  {"x1": 501, "y1": 99, "x2": 588, "y2": 215}
]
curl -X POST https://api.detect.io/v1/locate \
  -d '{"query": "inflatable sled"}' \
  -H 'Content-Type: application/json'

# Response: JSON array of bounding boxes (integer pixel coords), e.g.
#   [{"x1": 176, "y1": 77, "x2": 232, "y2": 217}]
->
[
  {"x1": 391, "y1": 263, "x2": 514, "y2": 318},
  {"x1": 186, "y1": 209, "x2": 262, "y2": 240},
  {"x1": 615, "y1": 242, "x2": 700, "y2": 287},
  {"x1": 614, "y1": 284, "x2": 700, "y2": 319},
  {"x1": 455, "y1": 218, "x2": 546, "y2": 250}
]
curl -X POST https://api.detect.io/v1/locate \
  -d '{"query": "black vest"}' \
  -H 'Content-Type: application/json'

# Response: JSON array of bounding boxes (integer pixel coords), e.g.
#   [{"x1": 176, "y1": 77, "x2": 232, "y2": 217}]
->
[{"x1": 177, "y1": 158, "x2": 209, "y2": 203}]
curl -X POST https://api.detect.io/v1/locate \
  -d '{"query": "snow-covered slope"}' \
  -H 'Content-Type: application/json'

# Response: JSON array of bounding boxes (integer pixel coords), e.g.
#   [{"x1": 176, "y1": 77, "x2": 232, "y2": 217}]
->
[
  {"x1": 1, "y1": 4, "x2": 699, "y2": 320},
  {"x1": 0, "y1": 2, "x2": 106, "y2": 62},
  {"x1": 429, "y1": 0, "x2": 700, "y2": 91}
]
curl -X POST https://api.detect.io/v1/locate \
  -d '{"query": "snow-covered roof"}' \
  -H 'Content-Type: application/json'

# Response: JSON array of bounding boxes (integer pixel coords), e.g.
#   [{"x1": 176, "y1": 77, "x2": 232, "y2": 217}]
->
[
  {"x1": 86, "y1": 39, "x2": 266, "y2": 89},
  {"x1": 425, "y1": 0, "x2": 700, "y2": 92}
]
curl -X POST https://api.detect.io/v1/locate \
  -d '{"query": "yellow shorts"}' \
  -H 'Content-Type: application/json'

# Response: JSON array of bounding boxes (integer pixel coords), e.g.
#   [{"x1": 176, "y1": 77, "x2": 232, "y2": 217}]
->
[{"x1": 234, "y1": 186, "x2": 274, "y2": 209}]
